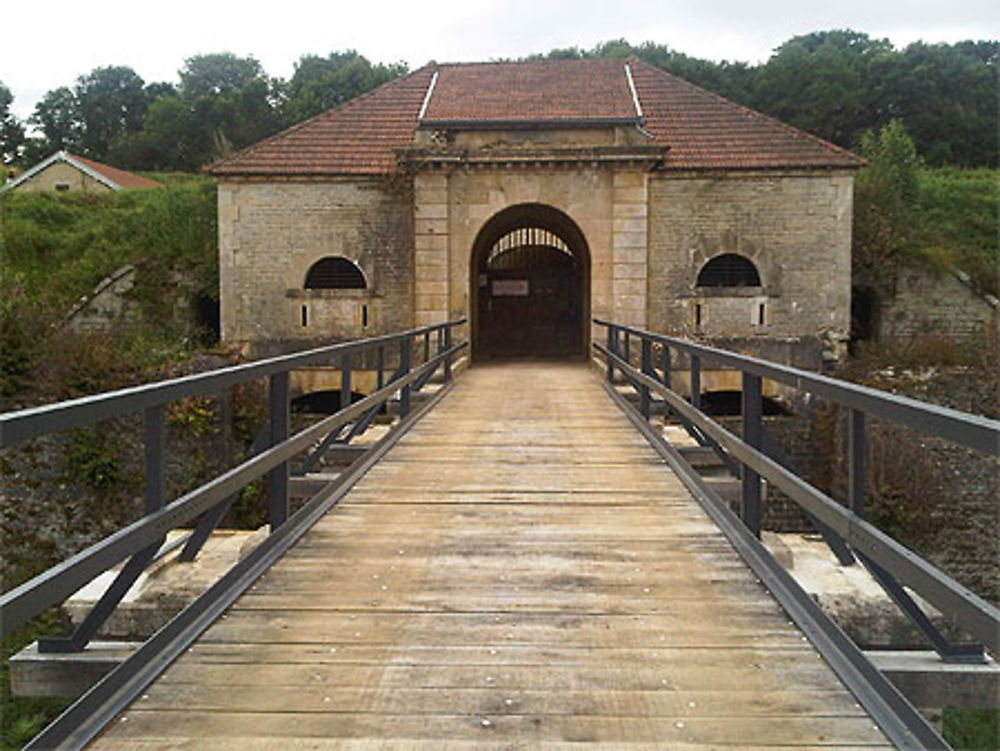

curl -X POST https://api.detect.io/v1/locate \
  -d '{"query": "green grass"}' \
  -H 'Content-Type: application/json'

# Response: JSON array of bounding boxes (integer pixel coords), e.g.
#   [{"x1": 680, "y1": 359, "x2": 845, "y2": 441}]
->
[
  {"x1": 1, "y1": 606, "x2": 72, "y2": 750},
  {"x1": 913, "y1": 167, "x2": 999, "y2": 298},
  {"x1": 944, "y1": 707, "x2": 1000, "y2": 750}
]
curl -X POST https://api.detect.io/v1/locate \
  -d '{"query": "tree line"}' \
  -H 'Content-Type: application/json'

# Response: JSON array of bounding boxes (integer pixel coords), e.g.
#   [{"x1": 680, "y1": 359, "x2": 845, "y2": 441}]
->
[
  {"x1": 0, "y1": 52, "x2": 405, "y2": 172},
  {"x1": 0, "y1": 31, "x2": 996, "y2": 173}
]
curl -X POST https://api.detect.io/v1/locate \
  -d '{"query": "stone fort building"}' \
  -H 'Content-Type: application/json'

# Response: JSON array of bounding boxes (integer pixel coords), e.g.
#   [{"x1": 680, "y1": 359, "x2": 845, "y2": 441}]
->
[{"x1": 209, "y1": 58, "x2": 863, "y2": 367}]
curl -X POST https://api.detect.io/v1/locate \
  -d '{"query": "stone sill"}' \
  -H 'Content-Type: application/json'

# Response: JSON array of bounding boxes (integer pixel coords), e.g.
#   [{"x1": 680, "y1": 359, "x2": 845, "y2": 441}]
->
[
  {"x1": 691, "y1": 286, "x2": 769, "y2": 298},
  {"x1": 286, "y1": 289, "x2": 382, "y2": 300}
]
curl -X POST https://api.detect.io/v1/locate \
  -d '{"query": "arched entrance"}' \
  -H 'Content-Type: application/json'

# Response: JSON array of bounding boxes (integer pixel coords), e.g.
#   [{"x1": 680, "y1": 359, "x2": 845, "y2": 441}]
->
[{"x1": 471, "y1": 204, "x2": 590, "y2": 358}]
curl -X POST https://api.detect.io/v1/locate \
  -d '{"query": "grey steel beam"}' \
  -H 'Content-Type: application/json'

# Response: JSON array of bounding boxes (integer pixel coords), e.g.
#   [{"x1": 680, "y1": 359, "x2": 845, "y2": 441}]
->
[
  {"x1": 848, "y1": 408, "x2": 867, "y2": 516},
  {"x1": 740, "y1": 371, "x2": 762, "y2": 538},
  {"x1": 593, "y1": 318, "x2": 1000, "y2": 456},
  {"x1": 267, "y1": 372, "x2": 290, "y2": 529},
  {"x1": 0, "y1": 322, "x2": 465, "y2": 448}
]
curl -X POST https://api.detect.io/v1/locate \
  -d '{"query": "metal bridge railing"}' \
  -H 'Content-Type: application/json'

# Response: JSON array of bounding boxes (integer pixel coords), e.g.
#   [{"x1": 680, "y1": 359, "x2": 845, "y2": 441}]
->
[
  {"x1": 0, "y1": 320, "x2": 466, "y2": 646},
  {"x1": 593, "y1": 318, "x2": 1000, "y2": 661},
  {"x1": 594, "y1": 319, "x2": 1000, "y2": 750}
]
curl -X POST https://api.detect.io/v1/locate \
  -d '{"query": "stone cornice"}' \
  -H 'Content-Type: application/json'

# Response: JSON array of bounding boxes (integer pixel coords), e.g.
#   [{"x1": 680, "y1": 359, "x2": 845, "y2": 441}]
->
[{"x1": 398, "y1": 145, "x2": 668, "y2": 172}]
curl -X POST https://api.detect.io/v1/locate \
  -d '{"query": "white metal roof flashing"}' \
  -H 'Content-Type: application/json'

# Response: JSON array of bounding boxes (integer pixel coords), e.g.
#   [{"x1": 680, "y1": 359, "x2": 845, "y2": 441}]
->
[
  {"x1": 417, "y1": 70, "x2": 439, "y2": 122},
  {"x1": 624, "y1": 63, "x2": 643, "y2": 121}
]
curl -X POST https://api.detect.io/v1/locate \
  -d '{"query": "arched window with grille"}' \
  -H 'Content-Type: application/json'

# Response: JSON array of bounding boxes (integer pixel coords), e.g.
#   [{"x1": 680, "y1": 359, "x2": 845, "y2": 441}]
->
[
  {"x1": 696, "y1": 253, "x2": 761, "y2": 288},
  {"x1": 304, "y1": 257, "x2": 367, "y2": 290}
]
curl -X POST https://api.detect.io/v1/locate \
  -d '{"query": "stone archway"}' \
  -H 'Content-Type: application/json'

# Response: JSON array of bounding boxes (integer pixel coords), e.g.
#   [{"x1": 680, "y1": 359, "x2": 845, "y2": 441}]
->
[{"x1": 470, "y1": 204, "x2": 591, "y2": 358}]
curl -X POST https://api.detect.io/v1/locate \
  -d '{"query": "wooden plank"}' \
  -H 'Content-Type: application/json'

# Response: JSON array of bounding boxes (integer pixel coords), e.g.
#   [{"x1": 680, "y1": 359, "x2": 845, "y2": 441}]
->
[
  {"x1": 136, "y1": 684, "x2": 861, "y2": 717},
  {"x1": 89, "y1": 363, "x2": 889, "y2": 749},
  {"x1": 99, "y1": 710, "x2": 889, "y2": 746},
  {"x1": 195, "y1": 610, "x2": 810, "y2": 649},
  {"x1": 151, "y1": 661, "x2": 848, "y2": 693},
  {"x1": 157, "y1": 642, "x2": 819, "y2": 667}
]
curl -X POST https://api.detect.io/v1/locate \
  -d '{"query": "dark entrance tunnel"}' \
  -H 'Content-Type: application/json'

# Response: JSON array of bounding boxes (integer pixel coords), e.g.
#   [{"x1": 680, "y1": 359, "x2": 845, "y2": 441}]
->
[
  {"x1": 699, "y1": 390, "x2": 789, "y2": 417},
  {"x1": 471, "y1": 204, "x2": 590, "y2": 359},
  {"x1": 291, "y1": 390, "x2": 367, "y2": 415}
]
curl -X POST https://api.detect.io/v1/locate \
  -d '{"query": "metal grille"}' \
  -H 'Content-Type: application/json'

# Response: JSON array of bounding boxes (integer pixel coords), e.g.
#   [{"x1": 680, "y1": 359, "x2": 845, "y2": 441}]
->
[
  {"x1": 486, "y1": 227, "x2": 573, "y2": 269},
  {"x1": 304, "y1": 257, "x2": 367, "y2": 289},
  {"x1": 696, "y1": 253, "x2": 761, "y2": 287}
]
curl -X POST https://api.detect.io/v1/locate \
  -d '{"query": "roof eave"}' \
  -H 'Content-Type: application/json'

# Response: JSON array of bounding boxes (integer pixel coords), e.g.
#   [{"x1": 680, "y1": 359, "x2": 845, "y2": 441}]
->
[
  {"x1": 208, "y1": 167, "x2": 394, "y2": 180},
  {"x1": 656, "y1": 162, "x2": 866, "y2": 175}
]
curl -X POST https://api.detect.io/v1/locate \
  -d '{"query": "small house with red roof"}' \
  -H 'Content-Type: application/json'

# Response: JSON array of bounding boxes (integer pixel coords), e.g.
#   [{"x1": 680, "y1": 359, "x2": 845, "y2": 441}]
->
[
  {"x1": 2, "y1": 150, "x2": 162, "y2": 193},
  {"x1": 209, "y1": 58, "x2": 863, "y2": 366}
]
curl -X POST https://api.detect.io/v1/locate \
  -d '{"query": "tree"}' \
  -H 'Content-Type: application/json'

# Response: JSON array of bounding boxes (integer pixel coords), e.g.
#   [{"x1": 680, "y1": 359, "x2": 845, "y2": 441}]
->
[
  {"x1": 282, "y1": 51, "x2": 406, "y2": 124},
  {"x1": 852, "y1": 119, "x2": 922, "y2": 294},
  {"x1": 29, "y1": 86, "x2": 82, "y2": 154},
  {"x1": 108, "y1": 96, "x2": 204, "y2": 171},
  {"x1": 179, "y1": 53, "x2": 268, "y2": 97},
  {"x1": 172, "y1": 53, "x2": 284, "y2": 167},
  {"x1": 144, "y1": 81, "x2": 178, "y2": 100},
  {"x1": 0, "y1": 81, "x2": 25, "y2": 164},
  {"x1": 869, "y1": 42, "x2": 998, "y2": 166},
  {"x1": 752, "y1": 30, "x2": 893, "y2": 148},
  {"x1": 629, "y1": 41, "x2": 754, "y2": 104},
  {"x1": 74, "y1": 66, "x2": 148, "y2": 159}
]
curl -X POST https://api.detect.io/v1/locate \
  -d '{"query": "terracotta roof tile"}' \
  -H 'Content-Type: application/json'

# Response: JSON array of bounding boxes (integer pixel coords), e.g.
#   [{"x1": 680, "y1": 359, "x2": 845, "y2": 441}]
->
[
  {"x1": 209, "y1": 68, "x2": 435, "y2": 176},
  {"x1": 209, "y1": 59, "x2": 862, "y2": 177},
  {"x1": 628, "y1": 59, "x2": 865, "y2": 170},
  {"x1": 68, "y1": 154, "x2": 164, "y2": 189},
  {"x1": 421, "y1": 60, "x2": 639, "y2": 125}
]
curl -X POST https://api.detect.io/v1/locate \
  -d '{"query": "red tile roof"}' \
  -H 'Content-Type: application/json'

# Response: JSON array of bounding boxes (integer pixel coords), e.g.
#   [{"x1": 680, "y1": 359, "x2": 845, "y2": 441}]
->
[
  {"x1": 628, "y1": 60, "x2": 865, "y2": 171},
  {"x1": 421, "y1": 60, "x2": 639, "y2": 126},
  {"x1": 209, "y1": 59, "x2": 863, "y2": 177},
  {"x1": 69, "y1": 154, "x2": 163, "y2": 189},
  {"x1": 209, "y1": 68, "x2": 435, "y2": 176}
]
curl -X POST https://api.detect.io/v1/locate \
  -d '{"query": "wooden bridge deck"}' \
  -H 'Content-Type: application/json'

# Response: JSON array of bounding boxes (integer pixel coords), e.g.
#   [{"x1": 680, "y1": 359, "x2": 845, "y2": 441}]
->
[{"x1": 91, "y1": 362, "x2": 889, "y2": 749}]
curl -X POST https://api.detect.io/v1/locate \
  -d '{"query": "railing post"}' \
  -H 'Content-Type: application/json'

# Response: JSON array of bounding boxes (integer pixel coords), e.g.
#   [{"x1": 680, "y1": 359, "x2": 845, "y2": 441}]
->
[
  {"x1": 690, "y1": 355, "x2": 701, "y2": 410},
  {"x1": 848, "y1": 408, "x2": 866, "y2": 517},
  {"x1": 38, "y1": 402, "x2": 170, "y2": 654},
  {"x1": 741, "y1": 371, "x2": 763, "y2": 538},
  {"x1": 399, "y1": 336, "x2": 411, "y2": 417},
  {"x1": 144, "y1": 405, "x2": 166, "y2": 515},
  {"x1": 605, "y1": 325, "x2": 615, "y2": 383},
  {"x1": 443, "y1": 325, "x2": 453, "y2": 383},
  {"x1": 423, "y1": 330, "x2": 431, "y2": 365},
  {"x1": 340, "y1": 353, "x2": 352, "y2": 412},
  {"x1": 640, "y1": 337, "x2": 652, "y2": 419},
  {"x1": 376, "y1": 345, "x2": 385, "y2": 391},
  {"x1": 661, "y1": 341, "x2": 671, "y2": 390},
  {"x1": 267, "y1": 371, "x2": 289, "y2": 530},
  {"x1": 622, "y1": 329, "x2": 631, "y2": 366}
]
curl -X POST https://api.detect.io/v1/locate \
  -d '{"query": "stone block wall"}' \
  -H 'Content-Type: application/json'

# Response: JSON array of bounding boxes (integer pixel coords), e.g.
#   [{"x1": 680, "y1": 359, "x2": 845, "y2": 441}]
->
[
  {"x1": 612, "y1": 171, "x2": 648, "y2": 328},
  {"x1": 440, "y1": 167, "x2": 619, "y2": 346},
  {"x1": 218, "y1": 165, "x2": 857, "y2": 364},
  {"x1": 218, "y1": 178, "x2": 413, "y2": 352},
  {"x1": 880, "y1": 268, "x2": 998, "y2": 342},
  {"x1": 15, "y1": 162, "x2": 112, "y2": 193},
  {"x1": 647, "y1": 171, "x2": 854, "y2": 353}
]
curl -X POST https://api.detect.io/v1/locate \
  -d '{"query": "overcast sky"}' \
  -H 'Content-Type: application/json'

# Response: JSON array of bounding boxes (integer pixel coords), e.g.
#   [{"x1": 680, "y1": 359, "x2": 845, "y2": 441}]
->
[{"x1": 4, "y1": 0, "x2": 998, "y2": 121}]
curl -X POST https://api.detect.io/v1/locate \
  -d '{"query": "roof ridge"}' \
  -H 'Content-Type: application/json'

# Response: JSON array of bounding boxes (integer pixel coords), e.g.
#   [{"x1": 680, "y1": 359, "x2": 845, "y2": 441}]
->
[
  {"x1": 629, "y1": 57, "x2": 865, "y2": 166},
  {"x1": 434, "y1": 58, "x2": 626, "y2": 68},
  {"x1": 206, "y1": 65, "x2": 433, "y2": 174}
]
